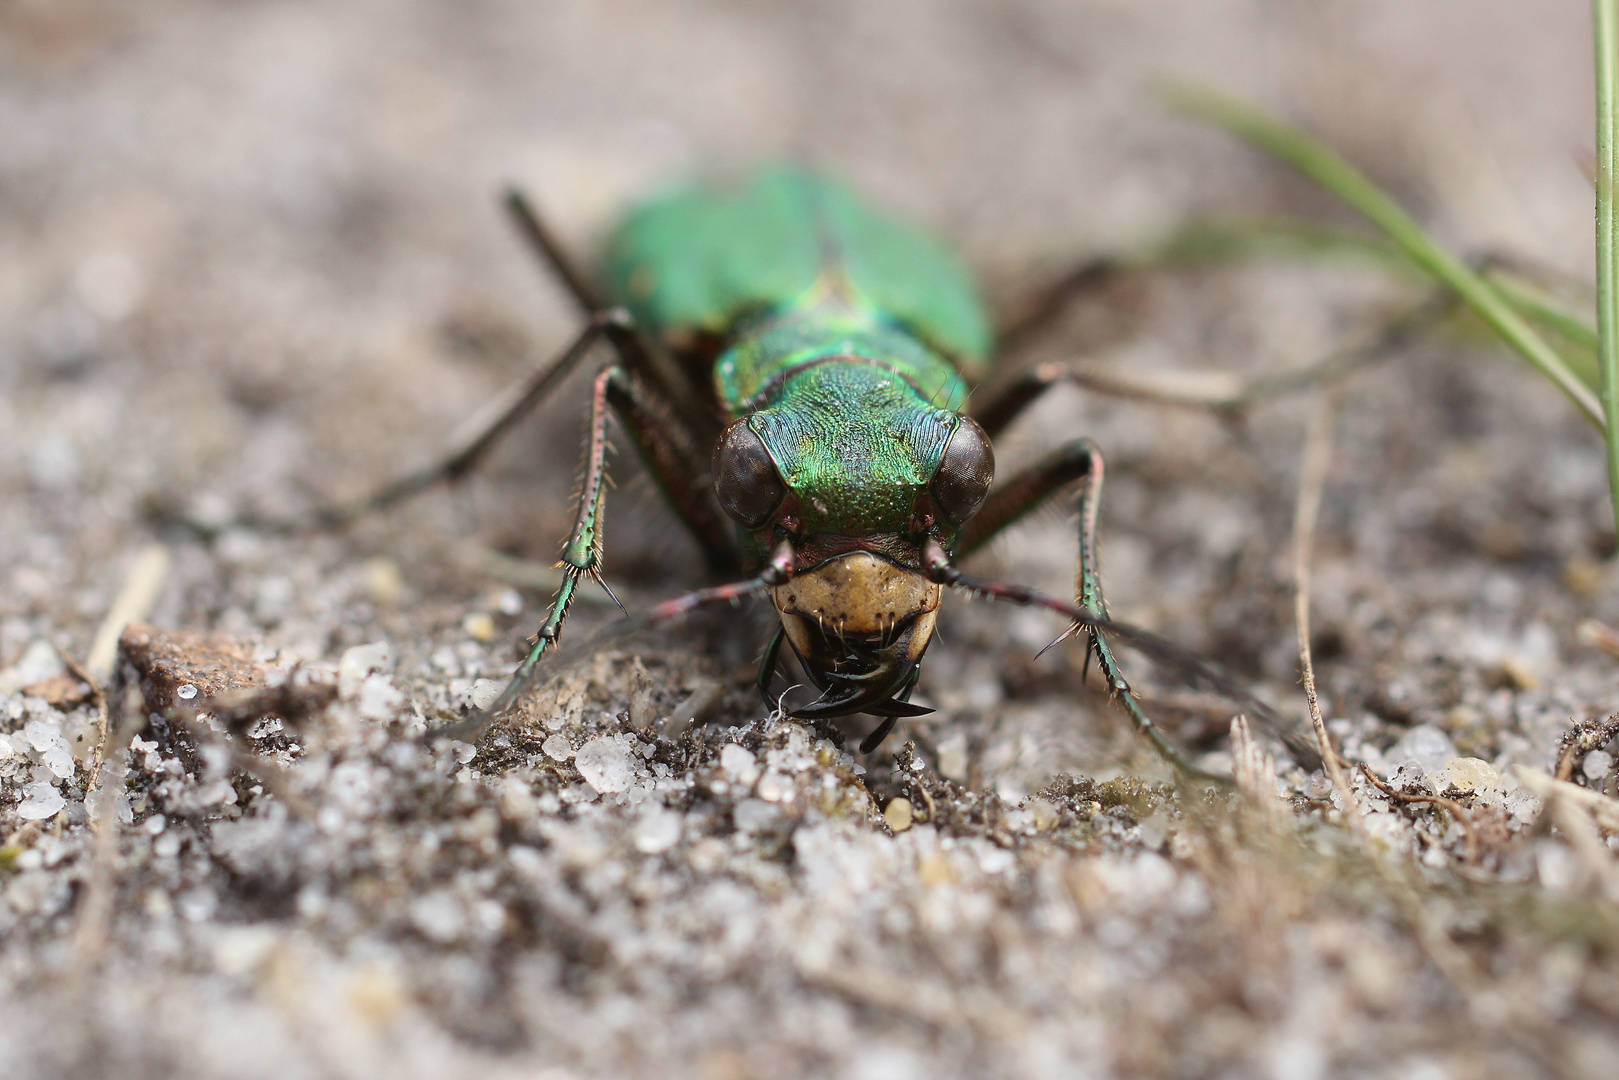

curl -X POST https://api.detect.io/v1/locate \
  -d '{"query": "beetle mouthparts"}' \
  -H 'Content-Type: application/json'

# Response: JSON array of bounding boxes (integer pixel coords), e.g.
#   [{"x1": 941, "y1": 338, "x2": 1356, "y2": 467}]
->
[{"x1": 771, "y1": 551, "x2": 941, "y2": 719}]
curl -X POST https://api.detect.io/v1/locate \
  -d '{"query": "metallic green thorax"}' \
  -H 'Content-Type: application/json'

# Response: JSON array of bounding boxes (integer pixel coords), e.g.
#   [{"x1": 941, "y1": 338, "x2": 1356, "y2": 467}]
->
[{"x1": 605, "y1": 166, "x2": 993, "y2": 549}]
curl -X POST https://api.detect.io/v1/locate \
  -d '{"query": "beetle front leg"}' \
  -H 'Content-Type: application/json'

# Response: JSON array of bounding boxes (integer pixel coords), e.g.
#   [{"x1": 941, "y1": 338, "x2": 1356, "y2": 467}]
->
[
  {"x1": 476, "y1": 365, "x2": 623, "y2": 721},
  {"x1": 602, "y1": 368, "x2": 737, "y2": 573},
  {"x1": 944, "y1": 438, "x2": 1209, "y2": 775},
  {"x1": 1063, "y1": 442, "x2": 1206, "y2": 774}
]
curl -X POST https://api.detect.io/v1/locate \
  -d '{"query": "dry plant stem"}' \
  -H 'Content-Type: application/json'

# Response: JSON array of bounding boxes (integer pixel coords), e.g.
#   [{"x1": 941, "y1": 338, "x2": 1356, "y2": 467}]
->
[
  {"x1": 1356, "y1": 762, "x2": 1480, "y2": 864},
  {"x1": 1083, "y1": 290, "x2": 1452, "y2": 410},
  {"x1": 1514, "y1": 769, "x2": 1619, "y2": 911},
  {"x1": 1291, "y1": 390, "x2": 1360, "y2": 817},
  {"x1": 85, "y1": 544, "x2": 169, "y2": 683},
  {"x1": 69, "y1": 682, "x2": 139, "y2": 978},
  {"x1": 1282, "y1": 396, "x2": 1560, "y2": 1061},
  {"x1": 53, "y1": 645, "x2": 110, "y2": 788},
  {"x1": 1515, "y1": 765, "x2": 1619, "y2": 832}
]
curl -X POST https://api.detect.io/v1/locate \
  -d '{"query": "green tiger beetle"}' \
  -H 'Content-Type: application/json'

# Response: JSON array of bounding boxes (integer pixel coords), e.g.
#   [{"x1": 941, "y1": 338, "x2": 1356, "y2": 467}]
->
[{"x1": 316, "y1": 164, "x2": 1314, "y2": 775}]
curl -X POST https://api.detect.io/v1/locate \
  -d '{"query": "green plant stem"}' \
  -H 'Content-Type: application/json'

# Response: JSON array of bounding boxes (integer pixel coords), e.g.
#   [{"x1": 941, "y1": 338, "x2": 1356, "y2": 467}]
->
[
  {"x1": 1595, "y1": 0, "x2": 1619, "y2": 537},
  {"x1": 1165, "y1": 83, "x2": 1605, "y2": 429}
]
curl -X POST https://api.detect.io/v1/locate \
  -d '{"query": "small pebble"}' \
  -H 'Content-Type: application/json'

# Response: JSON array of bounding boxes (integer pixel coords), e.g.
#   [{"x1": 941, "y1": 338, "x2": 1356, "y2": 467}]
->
[
  {"x1": 634, "y1": 808, "x2": 682, "y2": 853},
  {"x1": 1496, "y1": 656, "x2": 1540, "y2": 691},
  {"x1": 732, "y1": 798, "x2": 777, "y2": 832},
  {"x1": 1029, "y1": 798, "x2": 1060, "y2": 830},
  {"x1": 936, "y1": 733, "x2": 969, "y2": 782},
  {"x1": 756, "y1": 771, "x2": 795, "y2": 803},
  {"x1": 338, "y1": 641, "x2": 390, "y2": 693},
  {"x1": 884, "y1": 797, "x2": 913, "y2": 833},
  {"x1": 15, "y1": 781, "x2": 65, "y2": 821},
  {"x1": 720, "y1": 743, "x2": 760, "y2": 787},
  {"x1": 462, "y1": 612, "x2": 496, "y2": 642},
  {"x1": 469, "y1": 679, "x2": 504, "y2": 710},
  {"x1": 1391, "y1": 726, "x2": 1456, "y2": 772},
  {"x1": 575, "y1": 736, "x2": 634, "y2": 794},
  {"x1": 1444, "y1": 757, "x2": 1502, "y2": 793},
  {"x1": 176, "y1": 683, "x2": 198, "y2": 700},
  {"x1": 542, "y1": 735, "x2": 573, "y2": 762},
  {"x1": 1584, "y1": 750, "x2": 1614, "y2": 782},
  {"x1": 363, "y1": 557, "x2": 403, "y2": 605}
]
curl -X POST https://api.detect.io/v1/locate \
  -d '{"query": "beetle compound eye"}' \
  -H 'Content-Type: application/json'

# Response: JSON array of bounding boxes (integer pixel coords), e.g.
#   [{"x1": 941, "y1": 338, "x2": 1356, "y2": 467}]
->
[
  {"x1": 931, "y1": 416, "x2": 994, "y2": 524},
  {"x1": 713, "y1": 420, "x2": 787, "y2": 528}
]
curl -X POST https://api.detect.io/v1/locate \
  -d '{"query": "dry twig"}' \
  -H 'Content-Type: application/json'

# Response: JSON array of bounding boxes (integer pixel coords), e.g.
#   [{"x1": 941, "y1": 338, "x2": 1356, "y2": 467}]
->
[
  {"x1": 1356, "y1": 762, "x2": 1480, "y2": 864},
  {"x1": 1513, "y1": 767, "x2": 1619, "y2": 899},
  {"x1": 53, "y1": 645, "x2": 110, "y2": 788},
  {"x1": 1291, "y1": 390, "x2": 1361, "y2": 819},
  {"x1": 85, "y1": 545, "x2": 170, "y2": 683},
  {"x1": 69, "y1": 681, "x2": 139, "y2": 979}
]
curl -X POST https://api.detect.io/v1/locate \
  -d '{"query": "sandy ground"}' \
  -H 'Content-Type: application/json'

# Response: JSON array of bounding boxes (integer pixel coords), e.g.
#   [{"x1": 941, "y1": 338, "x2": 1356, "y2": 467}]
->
[{"x1": 4, "y1": 1, "x2": 1619, "y2": 1077}]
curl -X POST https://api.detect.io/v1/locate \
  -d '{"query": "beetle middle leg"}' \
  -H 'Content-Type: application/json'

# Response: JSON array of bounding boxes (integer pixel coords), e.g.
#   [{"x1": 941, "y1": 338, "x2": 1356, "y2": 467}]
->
[
  {"x1": 972, "y1": 289, "x2": 1453, "y2": 436},
  {"x1": 302, "y1": 308, "x2": 629, "y2": 530},
  {"x1": 232, "y1": 189, "x2": 714, "y2": 535}
]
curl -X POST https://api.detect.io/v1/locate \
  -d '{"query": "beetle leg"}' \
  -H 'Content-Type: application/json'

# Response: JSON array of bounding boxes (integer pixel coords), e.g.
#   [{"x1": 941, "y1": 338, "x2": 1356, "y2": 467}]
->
[
  {"x1": 503, "y1": 187, "x2": 607, "y2": 315},
  {"x1": 757, "y1": 626, "x2": 786, "y2": 710},
  {"x1": 473, "y1": 364, "x2": 626, "y2": 721},
  {"x1": 928, "y1": 445, "x2": 1217, "y2": 778},
  {"x1": 953, "y1": 439, "x2": 1096, "y2": 561},
  {"x1": 504, "y1": 185, "x2": 716, "y2": 442},
  {"x1": 971, "y1": 290, "x2": 1452, "y2": 439},
  {"x1": 924, "y1": 536, "x2": 1319, "y2": 776},
  {"x1": 448, "y1": 542, "x2": 797, "y2": 741},
  {"x1": 991, "y1": 256, "x2": 1122, "y2": 357},
  {"x1": 1052, "y1": 444, "x2": 1204, "y2": 774},
  {"x1": 302, "y1": 310, "x2": 631, "y2": 529}
]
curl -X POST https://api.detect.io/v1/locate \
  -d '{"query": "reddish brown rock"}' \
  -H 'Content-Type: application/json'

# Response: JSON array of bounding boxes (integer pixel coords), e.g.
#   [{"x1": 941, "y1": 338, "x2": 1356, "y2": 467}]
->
[{"x1": 118, "y1": 623, "x2": 266, "y2": 712}]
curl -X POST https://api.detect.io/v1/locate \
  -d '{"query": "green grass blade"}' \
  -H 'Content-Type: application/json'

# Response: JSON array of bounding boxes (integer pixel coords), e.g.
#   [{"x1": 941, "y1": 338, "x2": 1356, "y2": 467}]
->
[
  {"x1": 1482, "y1": 269, "x2": 1601, "y2": 389},
  {"x1": 1484, "y1": 270, "x2": 1599, "y2": 354},
  {"x1": 1164, "y1": 82, "x2": 1604, "y2": 428},
  {"x1": 1147, "y1": 218, "x2": 1424, "y2": 278},
  {"x1": 1144, "y1": 218, "x2": 1601, "y2": 389},
  {"x1": 1595, "y1": 0, "x2": 1619, "y2": 536}
]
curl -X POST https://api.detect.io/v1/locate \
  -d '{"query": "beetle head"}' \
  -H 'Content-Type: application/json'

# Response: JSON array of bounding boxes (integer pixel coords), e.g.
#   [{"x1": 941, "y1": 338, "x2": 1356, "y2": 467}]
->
[{"x1": 710, "y1": 364, "x2": 994, "y2": 718}]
